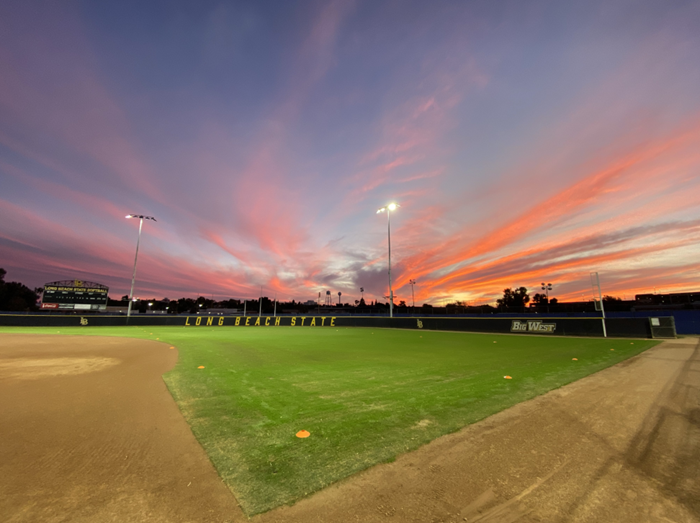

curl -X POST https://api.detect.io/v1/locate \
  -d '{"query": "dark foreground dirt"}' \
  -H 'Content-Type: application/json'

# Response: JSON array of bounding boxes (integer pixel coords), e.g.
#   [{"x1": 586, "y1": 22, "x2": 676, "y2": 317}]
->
[{"x1": 1, "y1": 335, "x2": 698, "y2": 523}]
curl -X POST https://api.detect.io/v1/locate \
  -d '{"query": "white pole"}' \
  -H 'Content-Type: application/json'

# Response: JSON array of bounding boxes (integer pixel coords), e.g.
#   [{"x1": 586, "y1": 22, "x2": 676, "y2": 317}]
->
[
  {"x1": 126, "y1": 217, "x2": 144, "y2": 321},
  {"x1": 274, "y1": 294, "x2": 277, "y2": 317},
  {"x1": 387, "y1": 208, "x2": 393, "y2": 318},
  {"x1": 259, "y1": 286, "x2": 262, "y2": 317},
  {"x1": 412, "y1": 281, "x2": 415, "y2": 314},
  {"x1": 594, "y1": 272, "x2": 607, "y2": 338},
  {"x1": 243, "y1": 300, "x2": 246, "y2": 317}
]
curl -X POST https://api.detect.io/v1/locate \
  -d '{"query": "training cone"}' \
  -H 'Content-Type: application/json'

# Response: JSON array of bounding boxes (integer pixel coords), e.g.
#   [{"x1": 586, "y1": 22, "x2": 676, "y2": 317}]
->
[
  {"x1": 572, "y1": 358, "x2": 578, "y2": 361},
  {"x1": 504, "y1": 375, "x2": 512, "y2": 379},
  {"x1": 296, "y1": 430, "x2": 311, "y2": 438},
  {"x1": 198, "y1": 366, "x2": 205, "y2": 369}
]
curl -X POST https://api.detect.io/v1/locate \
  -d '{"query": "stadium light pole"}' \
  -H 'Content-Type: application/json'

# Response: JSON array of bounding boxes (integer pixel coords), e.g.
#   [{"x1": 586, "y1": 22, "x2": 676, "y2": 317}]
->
[
  {"x1": 409, "y1": 279, "x2": 416, "y2": 316},
  {"x1": 541, "y1": 282, "x2": 552, "y2": 313},
  {"x1": 377, "y1": 203, "x2": 399, "y2": 318},
  {"x1": 125, "y1": 214, "x2": 156, "y2": 322}
]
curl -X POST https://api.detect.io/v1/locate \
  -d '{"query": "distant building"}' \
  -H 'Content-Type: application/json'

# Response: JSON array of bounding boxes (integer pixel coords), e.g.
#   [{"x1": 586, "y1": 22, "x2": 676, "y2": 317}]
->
[{"x1": 635, "y1": 292, "x2": 700, "y2": 306}]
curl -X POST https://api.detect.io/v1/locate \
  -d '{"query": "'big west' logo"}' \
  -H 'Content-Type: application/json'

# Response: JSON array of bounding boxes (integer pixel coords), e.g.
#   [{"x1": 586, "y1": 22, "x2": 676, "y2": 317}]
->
[{"x1": 511, "y1": 320, "x2": 556, "y2": 333}]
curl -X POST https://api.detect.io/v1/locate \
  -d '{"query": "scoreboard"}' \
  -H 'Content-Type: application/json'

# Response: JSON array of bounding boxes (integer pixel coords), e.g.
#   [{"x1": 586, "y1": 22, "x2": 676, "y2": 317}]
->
[{"x1": 41, "y1": 280, "x2": 109, "y2": 311}]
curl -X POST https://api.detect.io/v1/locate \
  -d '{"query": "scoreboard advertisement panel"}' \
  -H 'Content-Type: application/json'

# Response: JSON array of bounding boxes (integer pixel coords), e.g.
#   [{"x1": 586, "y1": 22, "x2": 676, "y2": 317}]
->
[{"x1": 41, "y1": 280, "x2": 109, "y2": 311}]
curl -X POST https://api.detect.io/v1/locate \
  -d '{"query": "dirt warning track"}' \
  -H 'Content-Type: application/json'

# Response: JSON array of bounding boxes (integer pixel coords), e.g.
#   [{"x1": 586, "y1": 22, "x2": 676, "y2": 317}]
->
[{"x1": 1, "y1": 334, "x2": 698, "y2": 523}]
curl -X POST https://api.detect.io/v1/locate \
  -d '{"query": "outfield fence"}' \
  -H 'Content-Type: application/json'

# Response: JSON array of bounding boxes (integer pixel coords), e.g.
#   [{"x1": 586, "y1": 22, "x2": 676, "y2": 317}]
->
[{"x1": 0, "y1": 314, "x2": 676, "y2": 338}]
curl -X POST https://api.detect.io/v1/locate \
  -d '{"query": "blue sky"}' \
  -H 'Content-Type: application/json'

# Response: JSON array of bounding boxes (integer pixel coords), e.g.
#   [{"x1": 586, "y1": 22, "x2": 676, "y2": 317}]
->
[{"x1": 1, "y1": 0, "x2": 699, "y2": 304}]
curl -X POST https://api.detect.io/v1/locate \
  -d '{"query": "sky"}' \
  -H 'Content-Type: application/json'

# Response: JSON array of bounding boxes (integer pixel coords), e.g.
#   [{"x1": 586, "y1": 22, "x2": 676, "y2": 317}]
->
[{"x1": 1, "y1": 0, "x2": 699, "y2": 306}]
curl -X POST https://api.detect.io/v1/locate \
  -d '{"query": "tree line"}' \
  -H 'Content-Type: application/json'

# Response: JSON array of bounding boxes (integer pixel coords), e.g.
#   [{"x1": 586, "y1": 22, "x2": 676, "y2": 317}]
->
[{"x1": 0, "y1": 268, "x2": 625, "y2": 313}]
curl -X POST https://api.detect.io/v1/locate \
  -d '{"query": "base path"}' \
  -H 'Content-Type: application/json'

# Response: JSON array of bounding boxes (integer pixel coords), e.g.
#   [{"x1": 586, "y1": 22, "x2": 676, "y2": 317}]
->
[{"x1": 1, "y1": 335, "x2": 698, "y2": 523}]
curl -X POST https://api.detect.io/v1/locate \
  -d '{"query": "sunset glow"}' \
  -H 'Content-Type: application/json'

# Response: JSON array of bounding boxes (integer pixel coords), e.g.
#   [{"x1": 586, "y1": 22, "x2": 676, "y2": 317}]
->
[{"x1": 1, "y1": 1, "x2": 699, "y2": 304}]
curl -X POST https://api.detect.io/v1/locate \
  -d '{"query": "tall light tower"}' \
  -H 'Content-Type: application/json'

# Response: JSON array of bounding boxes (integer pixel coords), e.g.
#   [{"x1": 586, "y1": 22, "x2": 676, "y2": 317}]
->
[
  {"x1": 541, "y1": 282, "x2": 552, "y2": 313},
  {"x1": 377, "y1": 203, "x2": 399, "y2": 318},
  {"x1": 409, "y1": 279, "x2": 417, "y2": 315},
  {"x1": 125, "y1": 214, "x2": 156, "y2": 321}
]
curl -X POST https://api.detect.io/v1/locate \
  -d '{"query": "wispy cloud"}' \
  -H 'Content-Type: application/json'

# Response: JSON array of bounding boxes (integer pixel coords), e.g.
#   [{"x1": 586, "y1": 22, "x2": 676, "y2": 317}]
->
[{"x1": 1, "y1": 1, "x2": 699, "y2": 303}]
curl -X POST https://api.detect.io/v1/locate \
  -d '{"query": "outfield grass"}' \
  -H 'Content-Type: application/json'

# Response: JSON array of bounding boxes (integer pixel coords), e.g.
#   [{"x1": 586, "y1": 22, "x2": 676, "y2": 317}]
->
[{"x1": 1, "y1": 326, "x2": 657, "y2": 514}]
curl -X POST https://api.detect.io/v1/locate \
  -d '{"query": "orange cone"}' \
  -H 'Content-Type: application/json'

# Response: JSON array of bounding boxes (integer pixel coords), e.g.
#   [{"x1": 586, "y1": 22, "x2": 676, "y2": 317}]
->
[
  {"x1": 198, "y1": 366, "x2": 205, "y2": 369},
  {"x1": 296, "y1": 430, "x2": 311, "y2": 438},
  {"x1": 504, "y1": 375, "x2": 512, "y2": 380}
]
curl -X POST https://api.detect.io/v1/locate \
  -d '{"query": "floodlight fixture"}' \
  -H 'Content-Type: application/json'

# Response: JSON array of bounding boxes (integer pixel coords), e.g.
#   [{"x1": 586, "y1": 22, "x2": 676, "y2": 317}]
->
[{"x1": 126, "y1": 214, "x2": 157, "y2": 221}]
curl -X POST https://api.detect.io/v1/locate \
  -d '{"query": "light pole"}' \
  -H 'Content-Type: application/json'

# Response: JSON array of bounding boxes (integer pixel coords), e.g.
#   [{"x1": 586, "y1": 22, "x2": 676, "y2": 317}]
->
[
  {"x1": 409, "y1": 279, "x2": 416, "y2": 315},
  {"x1": 541, "y1": 282, "x2": 552, "y2": 313},
  {"x1": 126, "y1": 214, "x2": 156, "y2": 322},
  {"x1": 377, "y1": 203, "x2": 399, "y2": 318}
]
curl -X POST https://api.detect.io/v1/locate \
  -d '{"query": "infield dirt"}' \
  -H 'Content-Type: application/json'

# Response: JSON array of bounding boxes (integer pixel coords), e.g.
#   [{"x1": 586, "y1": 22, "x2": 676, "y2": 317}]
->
[{"x1": 1, "y1": 334, "x2": 698, "y2": 522}]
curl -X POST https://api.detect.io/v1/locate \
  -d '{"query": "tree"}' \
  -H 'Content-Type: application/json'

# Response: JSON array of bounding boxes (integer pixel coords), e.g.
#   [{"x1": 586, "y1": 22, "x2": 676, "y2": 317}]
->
[
  {"x1": 398, "y1": 300, "x2": 406, "y2": 307},
  {"x1": 531, "y1": 293, "x2": 548, "y2": 304},
  {"x1": 603, "y1": 295, "x2": 622, "y2": 302},
  {"x1": 0, "y1": 268, "x2": 39, "y2": 311},
  {"x1": 497, "y1": 287, "x2": 530, "y2": 310}
]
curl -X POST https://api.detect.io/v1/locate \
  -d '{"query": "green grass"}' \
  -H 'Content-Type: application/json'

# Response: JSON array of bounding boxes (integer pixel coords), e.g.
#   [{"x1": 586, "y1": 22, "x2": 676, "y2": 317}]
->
[{"x1": 0, "y1": 326, "x2": 658, "y2": 514}]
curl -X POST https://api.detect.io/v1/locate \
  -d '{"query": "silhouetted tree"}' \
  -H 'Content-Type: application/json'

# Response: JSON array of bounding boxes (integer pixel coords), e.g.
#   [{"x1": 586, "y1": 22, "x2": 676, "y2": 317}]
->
[
  {"x1": 531, "y1": 293, "x2": 548, "y2": 304},
  {"x1": 497, "y1": 287, "x2": 530, "y2": 310},
  {"x1": 603, "y1": 295, "x2": 622, "y2": 302},
  {"x1": 0, "y1": 268, "x2": 39, "y2": 311}
]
